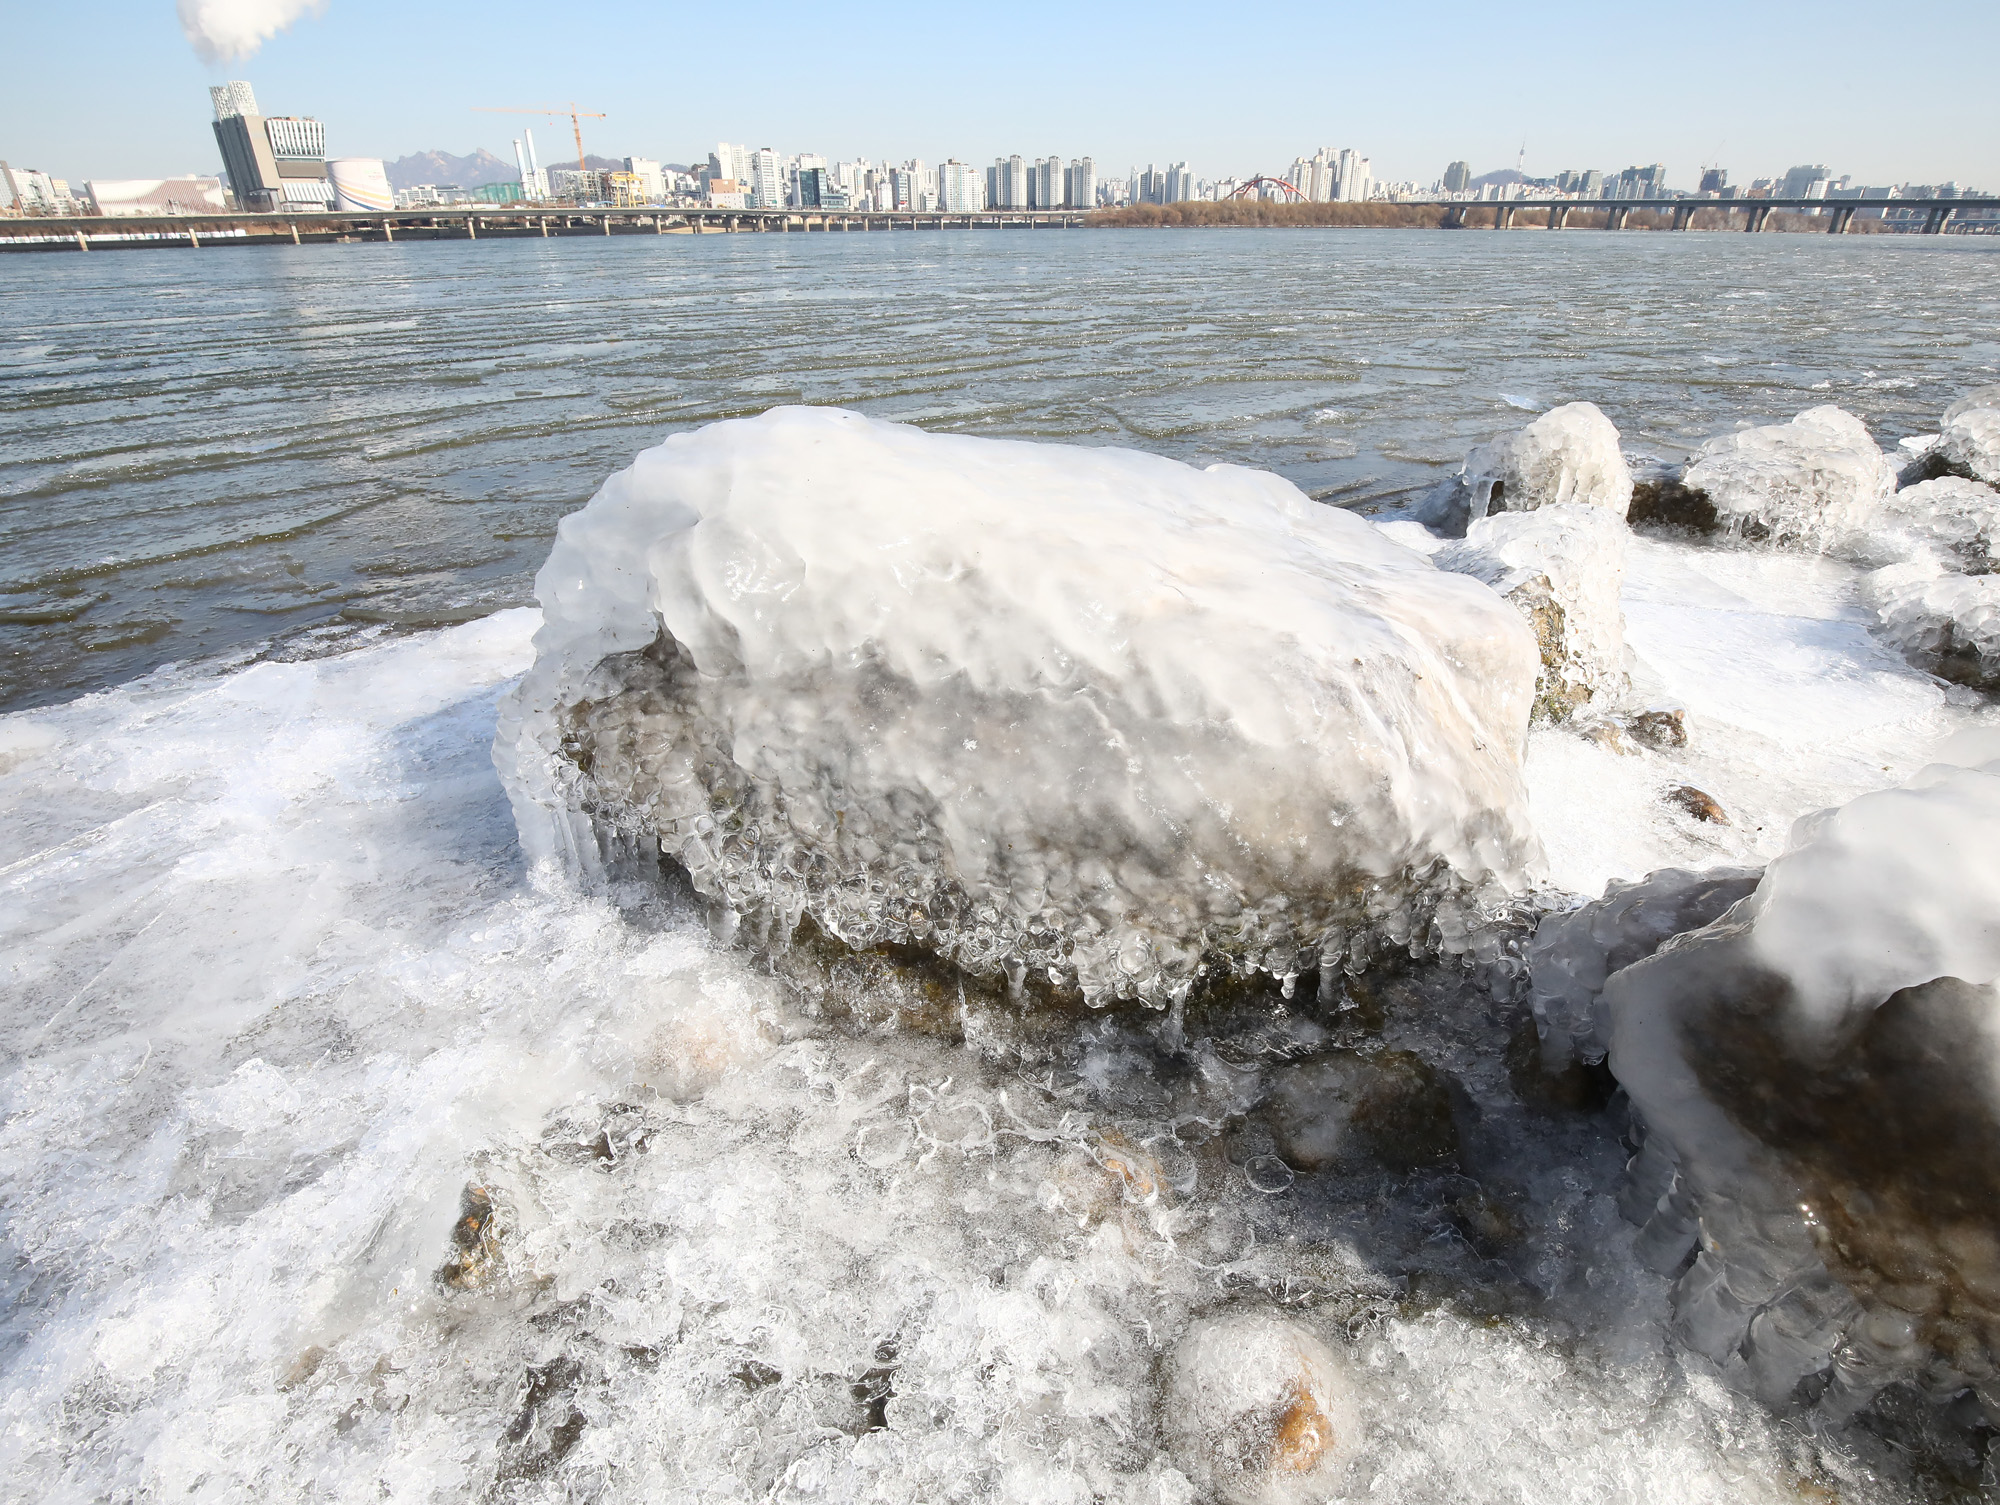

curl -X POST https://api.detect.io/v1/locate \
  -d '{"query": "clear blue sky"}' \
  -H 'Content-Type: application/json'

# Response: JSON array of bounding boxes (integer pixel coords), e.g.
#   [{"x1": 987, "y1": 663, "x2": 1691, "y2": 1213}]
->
[{"x1": 5, "y1": 0, "x2": 1995, "y2": 192}]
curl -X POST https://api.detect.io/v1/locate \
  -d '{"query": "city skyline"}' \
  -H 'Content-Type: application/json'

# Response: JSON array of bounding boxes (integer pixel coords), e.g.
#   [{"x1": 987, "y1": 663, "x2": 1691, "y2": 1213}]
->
[{"x1": 3, "y1": 0, "x2": 1995, "y2": 197}]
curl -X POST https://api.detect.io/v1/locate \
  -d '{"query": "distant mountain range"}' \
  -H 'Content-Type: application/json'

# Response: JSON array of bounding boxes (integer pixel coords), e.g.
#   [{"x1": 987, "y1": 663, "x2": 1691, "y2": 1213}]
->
[
  {"x1": 1469, "y1": 168, "x2": 1529, "y2": 189},
  {"x1": 385, "y1": 149, "x2": 518, "y2": 191}
]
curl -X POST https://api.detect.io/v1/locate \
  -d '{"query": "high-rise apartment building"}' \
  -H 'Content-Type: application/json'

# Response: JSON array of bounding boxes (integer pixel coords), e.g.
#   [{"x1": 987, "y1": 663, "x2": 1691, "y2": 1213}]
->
[
  {"x1": 1699, "y1": 167, "x2": 1728, "y2": 195},
  {"x1": 709, "y1": 144, "x2": 753, "y2": 186},
  {"x1": 986, "y1": 155, "x2": 1027, "y2": 209},
  {"x1": 1065, "y1": 157, "x2": 1096, "y2": 210},
  {"x1": 748, "y1": 148, "x2": 782, "y2": 209},
  {"x1": 1614, "y1": 163, "x2": 1667, "y2": 199},
  {"x1": 1442, "y1": 160, "x2": 1472, "y2": 194},
  {"x1": 939, "y1": 160, "x2": 983, "y2": 211},
  {"x1": 1030, "y1": 156, "x2": 1062, "y2": 210},
  {"x1": 1164, "y1": 162, "x2": 1196, "y2": 204},
  {"x1": 209, "y1": 81, "x2": 331, "y2": 210}
]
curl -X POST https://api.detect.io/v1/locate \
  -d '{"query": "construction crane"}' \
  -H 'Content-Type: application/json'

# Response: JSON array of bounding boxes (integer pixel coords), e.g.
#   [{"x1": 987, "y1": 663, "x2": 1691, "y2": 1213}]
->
[{"x1": 473, "y1": 104, "x2": 606, "y2": 178}]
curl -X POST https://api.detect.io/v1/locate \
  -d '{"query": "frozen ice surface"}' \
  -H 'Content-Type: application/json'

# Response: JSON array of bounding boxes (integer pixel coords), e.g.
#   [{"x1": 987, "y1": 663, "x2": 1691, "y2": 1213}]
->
[
  {"x1": 496, "y1": 408, "x2": 1544, "y2": 1008},
  {"x1": 1435, "y1": 503, "x2": 1629, "y2": 721},
  {"x1": 1940, "y1": 385, "x2": 2000, "y2": 486},
  {"x1": 0, "y1": 614, "x2": 1875, "y2": 1503},
  {"x1": 1460, "y1": 401, "x2": 1634, "y2": 522},
  {"x1": 1525, "y1": 534, "x2": 1999, "y2": 900},
  {"x1": 1602, "y1": 743, "x2": 2000, "y2": 1415},
  {"x1": 1680, "y1": 405, "x2": 1896, "y2": 548},
  {"x1": 1862, "y1": 562, "x2": 2000, "y2": 690}
]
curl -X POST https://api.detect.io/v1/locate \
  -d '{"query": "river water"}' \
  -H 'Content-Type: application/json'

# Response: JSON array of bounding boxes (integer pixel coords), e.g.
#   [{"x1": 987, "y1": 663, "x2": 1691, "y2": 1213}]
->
[
  {"x1": 3, "y1": 229, "x2": 1997, "y2": 709},
  {"x1": 5, "y1": 231, "x2": 2000, "y2": 1502}
]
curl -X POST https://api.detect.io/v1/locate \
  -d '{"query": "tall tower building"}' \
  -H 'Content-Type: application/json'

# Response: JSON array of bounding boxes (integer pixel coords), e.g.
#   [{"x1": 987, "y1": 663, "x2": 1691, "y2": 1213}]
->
[
  {"x1": 1442, "y1": 160, "x2": 1472, "y2": 194},
  {"x1": 209, "y1": 80, "x2": 330, "y2": 210},
  {"x1": 749, "y1": 148, "x2": 782, "y2": 208},
  {"x1": 1067, "y1": 157, "x2": 1096, "y2": 209}
]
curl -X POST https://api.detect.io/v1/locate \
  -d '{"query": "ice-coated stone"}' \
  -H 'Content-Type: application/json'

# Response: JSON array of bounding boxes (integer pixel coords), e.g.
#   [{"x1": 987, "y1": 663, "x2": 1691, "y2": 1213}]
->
[
  {"x1": 494, "y1": 407, "x2": 1544, "y2": 1009},
  {"x1": 1939, "y1": 386, "x2": 2000, "y2": 486},
  {"x1": 1679, "y1": 405, "x2": 1895, "y2": 547},
  {"x1": 1163, "y1": 1311, "x2": 1364, "y2": 1505},
  {"x1": 1602, "y1": 741, "x2": 2000, "y2": 1413},
  {"x1": 1829, "y1": 475, "x2": 2000, "y2": 573},
  {"x1": 1528, "y1": 864, "x2": 1761, "y2": 1063},
  {"x1": 1461, "y1": 400, "x2": 1634, "y2": 522},
  {"x1": 1434, "y1": 502, "x2": 1628, "y2": 721},
  {"x1": 1860, "y1": 562, "x2": 2000, "y2": 690}
]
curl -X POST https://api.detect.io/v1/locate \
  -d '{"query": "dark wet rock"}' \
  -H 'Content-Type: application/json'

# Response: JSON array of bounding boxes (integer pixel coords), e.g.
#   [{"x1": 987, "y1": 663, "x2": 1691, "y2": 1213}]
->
[
  {"x1": 1263, "y1": 1049, "x2": 1459, "y2": 1173},
  {"x1": 1627, "y1": 476, "x2": 1719, "y2": 534},
  {"x1": 1624, "y1": 708, "x2": 1688, "y2": 749}
]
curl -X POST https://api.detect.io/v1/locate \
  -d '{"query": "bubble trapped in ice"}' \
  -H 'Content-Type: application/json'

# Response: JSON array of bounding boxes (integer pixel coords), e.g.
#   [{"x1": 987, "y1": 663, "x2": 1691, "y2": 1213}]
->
[{"x1": 495, "y1": 406, "x2": 1545, "y2": 1009}]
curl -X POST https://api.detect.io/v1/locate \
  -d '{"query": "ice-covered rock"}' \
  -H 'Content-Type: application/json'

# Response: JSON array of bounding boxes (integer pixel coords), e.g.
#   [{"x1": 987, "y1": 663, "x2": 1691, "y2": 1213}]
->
[
  {"x1": 1164, "y1": 1311, "x2": 1364, "y2": 1505},
  {"x1": 1939, "y1": 386, "x2": 2000, "y2": 486},
  {"x1": 1461, "y1": 401, "x2": 1634, "y2": 522},
  {"x1": 1678, "y1": 406, "x2": 1895, "y2": 547},
  {"x1": 1829, "y1": 475, "x2": 2000, "y2": 573},
  {"x1": 495, "y1": 407, "x2": 1543, "y2": 1009},
  {"x1": 1528, "y1": 864, "x2": 1761, "y2": 1063},
  {"x1": 1434, "y1": 503, "x2": 1629, "y2": 721},
  {"x1": 1602, "y1": 742, "x2": 2000, "y2": 1413},
  {"x1": 1860, "y1": 561, "x2": 2000, "y2": 690}
]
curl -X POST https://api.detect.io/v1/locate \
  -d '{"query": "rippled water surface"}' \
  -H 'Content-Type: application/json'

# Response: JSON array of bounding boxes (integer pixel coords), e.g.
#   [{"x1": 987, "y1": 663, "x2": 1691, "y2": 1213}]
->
[{"x1": 3, "y1": 229, "x2": 1997, "y2": 708}]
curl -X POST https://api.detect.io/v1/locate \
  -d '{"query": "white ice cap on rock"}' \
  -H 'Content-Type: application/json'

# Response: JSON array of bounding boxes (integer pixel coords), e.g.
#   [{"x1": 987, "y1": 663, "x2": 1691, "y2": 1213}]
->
[
  {"x1": 1940, "y1": 386, "x2": 2000, "y2": 487},
  {"x1": 1462, "y1": 400, "x2": 1634, "y2": 522},
  {"x1": 1434, "y1": 501, "x2": 1629, "y2": 721},
  {"x1": 1163, "y1": 1310, "x2": 1364, "y2": 1505},
  {"x1": 1681, "y1": 405, "x2": 1895, "y2": 548},
  {"x1": 494, "y1": 407, "x2": 1544, "y2": 1007}
]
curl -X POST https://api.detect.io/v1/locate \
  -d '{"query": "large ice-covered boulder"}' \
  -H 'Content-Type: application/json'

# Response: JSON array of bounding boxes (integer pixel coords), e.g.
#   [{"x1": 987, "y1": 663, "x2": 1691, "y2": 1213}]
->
[
  {"x1": 1434, "y1": 502, "x2": 1628, "y2": 721},
  {"x1": 1461, "y1": 401, "x2": 1634, "y2": 522},
  {"x1": 1602, "y1": 744, "x2": 2000, "y2": 1413},
  {"x1": 495, "y1": 408, "x2": 1543, "y2": 1008},
  {"x1": 1939, "y1": 386, "x2": 2000, "y2": 486},
  {"x1": 1860, "y1": 562, "x2": 2000, "y2": 690},
  {"x1": 1679, "y1": 405, "x2": 1895, "y2": 547}
]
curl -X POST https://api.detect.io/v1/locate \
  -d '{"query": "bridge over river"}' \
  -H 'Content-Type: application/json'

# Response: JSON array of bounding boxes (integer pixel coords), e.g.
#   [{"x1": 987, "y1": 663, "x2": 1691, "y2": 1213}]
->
[
  {"x1": 1422, "y1": 196, "x2": 1997, "y2": 233},
  {"x1": 1, "y1": 197, "x2": 1991, "y2": 252}
]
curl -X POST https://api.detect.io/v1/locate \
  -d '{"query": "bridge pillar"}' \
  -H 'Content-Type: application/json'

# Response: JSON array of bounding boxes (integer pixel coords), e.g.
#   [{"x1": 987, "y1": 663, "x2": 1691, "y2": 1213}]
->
[
  {"x1": 1926, "y1": 206, "x2": 1953, "y2": 234},
  {"x1": 290, "y1": 222, "x2": 300, "y2": 245},
  {"x1": 468, "y1": 216, "x2": 477, "y2": 239},
  {"x1": 385, "y1": 220, "x2": 395, "y2": 242}
]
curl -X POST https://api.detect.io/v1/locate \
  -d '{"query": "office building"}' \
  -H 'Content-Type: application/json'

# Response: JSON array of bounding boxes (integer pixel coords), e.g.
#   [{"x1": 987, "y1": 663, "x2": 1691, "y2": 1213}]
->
[
  {"x1": 1442, "y1": 160, "x2": 1472, "y2": 194},
  {"x1": 209, "y1": 81, "x2": 330, "y2": 210},
  {"x1": 704, "y1": 178, "x2": 748, "y2": 209},
  {"x1": 623, "y1": 158, "x2": 665, "y2": 202},
  {"x1": 2, "y1": 163, "x2": 70, "y2": 213},
  {"x1": 709, "y1": 144, "x2": 753, "y2": 186},
  {"x1": 1780, "y1": 164, "x2": 1832, "y2": 198}
]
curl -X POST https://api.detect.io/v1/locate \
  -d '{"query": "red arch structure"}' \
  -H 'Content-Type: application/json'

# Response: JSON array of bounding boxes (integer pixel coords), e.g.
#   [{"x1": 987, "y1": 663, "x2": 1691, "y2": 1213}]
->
[{"x1": 1228, "y1": 176, "x2": 1304, "y2": 201}]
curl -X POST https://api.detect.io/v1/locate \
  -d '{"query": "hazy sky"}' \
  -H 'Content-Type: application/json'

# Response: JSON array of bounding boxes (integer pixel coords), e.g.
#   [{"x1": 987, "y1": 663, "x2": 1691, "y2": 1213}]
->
[{"x1": 6, "y1": 0, "x2": 1996, "y2": 192}]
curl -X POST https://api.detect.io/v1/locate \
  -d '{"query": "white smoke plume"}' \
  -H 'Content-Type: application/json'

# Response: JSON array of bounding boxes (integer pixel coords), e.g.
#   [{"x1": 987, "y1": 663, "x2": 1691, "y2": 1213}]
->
[{"x1": 177, "y1": 0, "x2": 326, "y2": 63}]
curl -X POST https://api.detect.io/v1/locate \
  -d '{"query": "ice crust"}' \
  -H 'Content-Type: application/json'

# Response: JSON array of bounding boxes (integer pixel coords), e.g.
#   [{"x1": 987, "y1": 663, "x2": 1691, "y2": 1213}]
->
[
  {"x1": 1599, "y1": 745, "x2": 2000, "y2": 1415},
  {"x1": 1940, "y1": 385, "x2": 2000, "y2": 486},
  {"x1": 1460, "y1": 401, "x2": 1634, "y2": 522},
  {"x1": 0, "y1": 613, "x2": 1858, "y2": 1504},
  {"x1": 1680, "y1": 406, "x2": 1896, "y2": 547},
  {"x1": 1434, "y1": 503, "x2": 1629, "y2": 721},
  {"x1": 496, "y1": 408, "x2": 1543, "y2": 1008}
]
